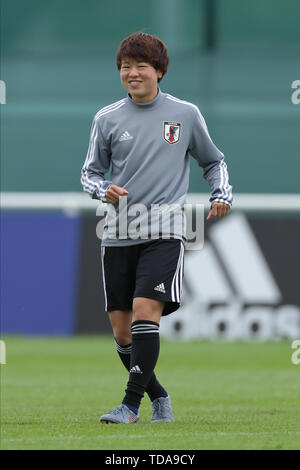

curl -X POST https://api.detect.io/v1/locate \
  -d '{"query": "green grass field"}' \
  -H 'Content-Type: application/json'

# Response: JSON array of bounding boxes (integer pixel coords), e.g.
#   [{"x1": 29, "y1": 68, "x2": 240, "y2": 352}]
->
[{"x1": 1, "y1": 336, "x2": 299, "y2": 450}]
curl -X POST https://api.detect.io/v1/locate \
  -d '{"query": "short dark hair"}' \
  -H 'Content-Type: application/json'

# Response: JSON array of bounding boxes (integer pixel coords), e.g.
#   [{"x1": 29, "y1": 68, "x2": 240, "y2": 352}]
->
[{"x1": 116, "y1": 32, "x2": 170, "y2": 82}]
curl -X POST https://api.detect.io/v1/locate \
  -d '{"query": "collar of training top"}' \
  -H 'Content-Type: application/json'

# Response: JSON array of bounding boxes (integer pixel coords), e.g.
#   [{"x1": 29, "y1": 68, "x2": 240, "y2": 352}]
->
[{"x1": 127, "y1": 88, "x2": 165, "y2": 109}]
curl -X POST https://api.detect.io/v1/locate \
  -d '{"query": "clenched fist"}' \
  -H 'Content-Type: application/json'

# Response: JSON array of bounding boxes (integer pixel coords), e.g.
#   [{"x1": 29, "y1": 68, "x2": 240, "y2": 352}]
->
[{"x1": 105, "y1": 184, "x2": 129, "y2": 204}]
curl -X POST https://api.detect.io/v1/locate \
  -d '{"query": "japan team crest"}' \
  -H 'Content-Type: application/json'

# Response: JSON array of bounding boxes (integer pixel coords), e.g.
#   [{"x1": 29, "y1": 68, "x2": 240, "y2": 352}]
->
[{"x1": 163, "y1": 122, "x2": 181, "y2": 144}]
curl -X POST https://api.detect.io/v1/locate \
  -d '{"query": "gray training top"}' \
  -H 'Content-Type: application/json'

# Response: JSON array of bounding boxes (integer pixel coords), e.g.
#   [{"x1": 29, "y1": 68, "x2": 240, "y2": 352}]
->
[{"x1": 81, "y1": 88, "x2": 233, "y2": 246}]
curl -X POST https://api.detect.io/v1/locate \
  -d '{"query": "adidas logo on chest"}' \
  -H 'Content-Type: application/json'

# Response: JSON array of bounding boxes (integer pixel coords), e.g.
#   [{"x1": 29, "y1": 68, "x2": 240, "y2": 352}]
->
[{"x1": 119, "y1": 131, "x2": 133, "y2": 141}]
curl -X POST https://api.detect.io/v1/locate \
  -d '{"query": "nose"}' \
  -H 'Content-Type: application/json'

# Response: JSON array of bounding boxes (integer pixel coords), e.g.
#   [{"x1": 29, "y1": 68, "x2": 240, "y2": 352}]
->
[{"x1": 128, "y1": 67, "x2": 139, "y2": 78}]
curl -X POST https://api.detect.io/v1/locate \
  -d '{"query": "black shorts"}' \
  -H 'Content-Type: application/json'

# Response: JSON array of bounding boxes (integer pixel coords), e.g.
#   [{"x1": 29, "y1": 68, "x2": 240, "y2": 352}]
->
[{"x1": 101, "y1": 239, "x2": 184, "y2": 316}]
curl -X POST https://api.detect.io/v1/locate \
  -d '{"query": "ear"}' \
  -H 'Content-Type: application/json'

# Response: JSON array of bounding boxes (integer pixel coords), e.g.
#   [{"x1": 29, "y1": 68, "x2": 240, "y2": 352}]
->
[{"x1": 157, "y1": 71, "x2": 163, "y2": 82}]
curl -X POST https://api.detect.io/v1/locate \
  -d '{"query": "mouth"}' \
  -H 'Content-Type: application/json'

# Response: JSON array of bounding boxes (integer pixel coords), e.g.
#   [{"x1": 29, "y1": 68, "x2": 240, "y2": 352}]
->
[{"x1": 128, "y1": 80, "x2": 142, "y2": 87}]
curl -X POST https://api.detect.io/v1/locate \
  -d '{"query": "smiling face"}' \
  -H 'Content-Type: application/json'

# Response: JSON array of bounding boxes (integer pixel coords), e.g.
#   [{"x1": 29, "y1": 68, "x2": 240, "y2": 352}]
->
[{"x1": 120, "y1": 57, "x2": 163, "y2": 104}]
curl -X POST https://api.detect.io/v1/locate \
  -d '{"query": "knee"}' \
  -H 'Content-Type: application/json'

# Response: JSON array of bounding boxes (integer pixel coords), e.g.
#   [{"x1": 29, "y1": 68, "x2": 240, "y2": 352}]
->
[
  {"x1": 113, "y1": 328, "x2": 132, "y2": 346},
  {"x1": 133, "y1": 310, "x2": 153, "y2": 322},
  {"x1": 109, "y1": 310, "x2": 132, "y2": 346},
  {"x1": 133, "y1": 298, "x2": 163, "y2": 323}
]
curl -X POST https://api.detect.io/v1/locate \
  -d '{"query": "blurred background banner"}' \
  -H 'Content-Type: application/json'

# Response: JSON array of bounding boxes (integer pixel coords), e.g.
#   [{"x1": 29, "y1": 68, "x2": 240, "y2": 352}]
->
[{"x1": 1, "y1": 0, "x2": 299, "y2": 339}]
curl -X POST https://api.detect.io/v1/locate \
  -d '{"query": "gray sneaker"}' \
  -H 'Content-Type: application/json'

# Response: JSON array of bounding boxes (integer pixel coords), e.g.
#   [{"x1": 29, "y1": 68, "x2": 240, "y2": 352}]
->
[
  {"x1": 100, "y1": 404, "x2": 139, "y2": 424},
  {"x1": 151, "y1": 396, "x2": 174, "y2": 422}
]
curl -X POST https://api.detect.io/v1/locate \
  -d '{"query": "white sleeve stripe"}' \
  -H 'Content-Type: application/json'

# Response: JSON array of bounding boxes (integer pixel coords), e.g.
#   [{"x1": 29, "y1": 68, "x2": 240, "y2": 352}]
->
[
  {"x1": 81, "y1": 173, "x2": 98, "y2": 195},
  {"x1": 166, "y1": 95, "x2": 232, "y2": 204},
  {"x1": 95, "y1": 101, "x2": 126, "y2": 120},
  {"x1": 84, "y1": 128, "x2": 98, "y2": 168},
  {"x1": 219, "y1": 160, "x2": 225, "y2": 199},
  {"x1": 94, "y1": 99, "x2": 126, "y2": 119},
  {"x1": 81, "y1": 103, "x2": 126, "y2": 197},
  {"x1": 83, "y1": 102, "x2": 126, "y2": 169},
  {"x1": 220, "y1": 160, "x2": 232, "y2": 201},
  {"x1": 80, "y1": 170, "x2": 97, "y2": 189},
  {"x1": 82, "y1": 122, "x2": 97, "y2": 168},
  {"x1": 211, "y1": 198, "x2": 232, "y2": 206},
  {"x1": 81, "y1": 169, "x2": 108, "y2": 198},
  {"x1": 208, "y1": 160, "x2": 232, "y2": 204},
  {"x1": 83, "y1": 120, "x2": 97, "y2": 167},
  {"x1": 218, "y1": 161, "x2": 227, "y2": 201}
]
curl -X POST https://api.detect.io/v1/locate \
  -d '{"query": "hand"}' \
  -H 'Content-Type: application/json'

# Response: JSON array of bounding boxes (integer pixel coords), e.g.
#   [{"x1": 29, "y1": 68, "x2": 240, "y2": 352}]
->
[
  {"x1": 105, "y1": 184, "x2": 129, "y2": 204},
  {"x1": 207, "y1": 202, "x2": 230, "y2": 220}
]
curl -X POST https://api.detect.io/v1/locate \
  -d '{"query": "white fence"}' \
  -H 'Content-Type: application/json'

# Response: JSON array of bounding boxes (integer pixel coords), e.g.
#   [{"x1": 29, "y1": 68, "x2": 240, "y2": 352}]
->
[{"x1": 1, "y1": 192, "x2": 300, "y2": 213}]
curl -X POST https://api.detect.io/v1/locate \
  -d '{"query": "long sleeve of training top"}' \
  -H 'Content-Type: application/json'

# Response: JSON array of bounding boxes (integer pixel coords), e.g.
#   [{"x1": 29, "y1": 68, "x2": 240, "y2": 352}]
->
[
  {"x1": 81, "y1": 89, "x2": 233, "y2": 246},
  {"x1": 81, "y1": 111, "x2": 114, "y2": 202},
  {"x1": 188, "y1": 106, "x2": 233, "y2": 206}
]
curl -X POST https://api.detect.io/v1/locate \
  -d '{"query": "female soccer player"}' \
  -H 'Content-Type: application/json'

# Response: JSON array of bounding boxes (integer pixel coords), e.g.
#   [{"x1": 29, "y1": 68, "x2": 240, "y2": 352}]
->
[{"x1": 81, "y1": 32, "x2": 232, "y2": 423}]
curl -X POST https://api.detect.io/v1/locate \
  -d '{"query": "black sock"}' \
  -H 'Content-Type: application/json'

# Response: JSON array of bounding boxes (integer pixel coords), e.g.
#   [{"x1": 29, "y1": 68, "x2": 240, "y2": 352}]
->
[
  {"x1": 122, "y1": 320, "x2": 161, "y2": 409},
  {"x1": 114, "y1": 339, "x2": 167, "y2": 402}
]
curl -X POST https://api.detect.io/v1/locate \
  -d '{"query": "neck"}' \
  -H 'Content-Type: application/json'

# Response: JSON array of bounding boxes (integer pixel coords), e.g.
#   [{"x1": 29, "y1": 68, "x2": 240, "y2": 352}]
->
[{"x1": 129, "y1": 88, "x2": 159, "y2": 104}]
